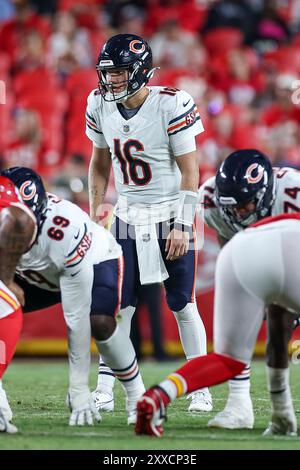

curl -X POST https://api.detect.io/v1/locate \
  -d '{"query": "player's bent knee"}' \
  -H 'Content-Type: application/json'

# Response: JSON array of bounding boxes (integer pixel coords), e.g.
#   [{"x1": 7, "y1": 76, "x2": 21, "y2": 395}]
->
[
  {"x1": 90, "y1": 315, "x2": 116, "y2": 341},
  {"x1": 214, "y1": 352, "x2": 247, "y2": 376},
  {"x1": 166, "y1": 293, "x2": 189, "y2": 312}
]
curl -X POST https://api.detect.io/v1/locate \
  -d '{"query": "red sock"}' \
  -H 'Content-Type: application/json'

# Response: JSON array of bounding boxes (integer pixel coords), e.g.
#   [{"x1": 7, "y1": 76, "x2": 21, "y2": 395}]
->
[
  {"x1": 174, "y1": 353, "x2": 246, "y2": 394},
  {"x1": 0, "y1": 308, "x2": 23, "y2": 379}
]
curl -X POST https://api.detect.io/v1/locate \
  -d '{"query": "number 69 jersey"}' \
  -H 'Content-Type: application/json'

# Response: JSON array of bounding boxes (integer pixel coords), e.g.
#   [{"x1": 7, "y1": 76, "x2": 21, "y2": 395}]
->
[
  {"x1": 16, "y1": 193, "x2": 122, "y2": 394},
  {"x1": 16, "y1": 193, "x2": 122, "y2": 293},
  {"x1": 199, "y1": 167, "x2": 300, "y2": 241},
  {"x1": 86, "y1": 86, "x2": 204, "y2": 207}
]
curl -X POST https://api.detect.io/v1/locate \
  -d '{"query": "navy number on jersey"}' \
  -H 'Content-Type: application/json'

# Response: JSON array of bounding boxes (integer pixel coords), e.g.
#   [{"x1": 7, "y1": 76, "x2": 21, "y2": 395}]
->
[
  {"x1": 48, "y1": 216, "x2": 70, "y2": 241},
  {"x1": 159, "y1": 87, "x2": 179, "y2": 96},
  {"x1": 114, "y1": 139, "x2": 152, "y2": 186}
]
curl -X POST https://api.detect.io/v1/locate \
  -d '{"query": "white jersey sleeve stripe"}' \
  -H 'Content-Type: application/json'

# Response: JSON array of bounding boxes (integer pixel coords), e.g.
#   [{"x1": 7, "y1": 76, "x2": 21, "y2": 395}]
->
[
  {"x1": 86, "y1": 111, "x2": 97, "y2": 124},
  {"x1": 168, "y1": 103, "x2": 196, "y2": 126},
  {"x1": 86, "y1": 121, "x2": 102, "y2": 134},
  {"x1": 65, "y1": 224, "x2": 92, "y2": 268},
  {"x1": 168, "y1": 112, "x2": 201, "y2": 136},
  {"x1": 86, "y1": 122, "x2": 103, "y2": 135}
]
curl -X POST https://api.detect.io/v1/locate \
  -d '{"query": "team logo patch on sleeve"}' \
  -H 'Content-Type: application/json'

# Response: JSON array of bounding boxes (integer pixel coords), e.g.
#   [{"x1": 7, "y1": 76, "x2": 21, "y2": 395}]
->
[{"x1": 167, "y1": 104, "x2": 201, "y2": 136}]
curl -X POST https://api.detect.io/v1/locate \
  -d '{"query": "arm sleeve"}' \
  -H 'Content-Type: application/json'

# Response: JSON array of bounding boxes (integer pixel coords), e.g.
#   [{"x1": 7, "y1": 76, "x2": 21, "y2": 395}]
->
[
  {"x1": 85, "y1": 90, "x2": 109, "y2": 149},
  {"x1": 59, "y1": 220, "x2": 94, "y2": 393},
  {"x1": 168, "y1": 90, "x2": 204, "y2": 157},
  {"x1": 60, "y1": 257, "x2": 93, "y2": 393},
  {"x1": 198, "y1": 179, "x2": 236, "y2": 239}
]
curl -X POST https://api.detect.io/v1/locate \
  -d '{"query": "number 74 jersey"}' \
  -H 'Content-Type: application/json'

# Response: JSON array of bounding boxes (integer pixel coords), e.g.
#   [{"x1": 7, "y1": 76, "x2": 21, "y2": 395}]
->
[
  {"x1": 86, "y1": 86, "x2": 204, "y2": 205},
  {"x1": 200, "y1": 167, "x2": 300, "y2": 240}
]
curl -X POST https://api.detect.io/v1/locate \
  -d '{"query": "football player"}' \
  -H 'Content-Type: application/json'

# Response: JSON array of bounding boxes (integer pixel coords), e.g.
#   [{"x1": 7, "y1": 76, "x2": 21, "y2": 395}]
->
[
  {"x1": 87, "y1": 33, "x2": 212, "y2": 413},
  {"x1": 135, "y1": 211, "x2": 300, "y2": 437},
  {"x1": 198, "y1": 149, "x2": 300, "y2": 430},
  {"x1": 0, "y1": 176, "x2": 36, "y2": 433},
  {"x1": 1, "y1": 167, "x2": 145, "y2": 426}
]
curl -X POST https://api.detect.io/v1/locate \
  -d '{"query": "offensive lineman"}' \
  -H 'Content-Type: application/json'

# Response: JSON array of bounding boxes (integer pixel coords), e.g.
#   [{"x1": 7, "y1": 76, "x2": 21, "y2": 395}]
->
[
  {"x1": 87, "y1": 33, "x2": 212, "y2": 413},
  {"x1": 135, "y1": 212, "x2": 300, "y2": 438},
  {"x1": 1, "y1": 167, "x2": 145, "y2": 426},
  {"x1": 198, "y1": 149, "x2": 300, "y2": 430},
  {"x1": 0, "y1": 176, "x2": 36, "y2": 433}
]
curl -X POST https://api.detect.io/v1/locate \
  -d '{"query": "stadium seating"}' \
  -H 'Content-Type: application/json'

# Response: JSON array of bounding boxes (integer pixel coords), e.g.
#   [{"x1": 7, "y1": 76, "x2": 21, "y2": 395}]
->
[{"x1": 203, "y1": 27, "x2": 244, "y2": 54}]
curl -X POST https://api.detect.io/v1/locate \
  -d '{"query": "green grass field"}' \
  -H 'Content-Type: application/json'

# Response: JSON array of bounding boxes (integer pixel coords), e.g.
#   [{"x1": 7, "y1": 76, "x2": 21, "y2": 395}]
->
[{"x1": 1, "y1": 358, "x2": 300, "y2": 450}]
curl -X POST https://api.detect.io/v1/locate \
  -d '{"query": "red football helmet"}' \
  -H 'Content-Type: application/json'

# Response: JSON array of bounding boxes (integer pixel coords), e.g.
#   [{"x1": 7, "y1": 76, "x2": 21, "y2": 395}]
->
[{"x1": 0, "y1": 175, "x2": 22, "y2": 207}]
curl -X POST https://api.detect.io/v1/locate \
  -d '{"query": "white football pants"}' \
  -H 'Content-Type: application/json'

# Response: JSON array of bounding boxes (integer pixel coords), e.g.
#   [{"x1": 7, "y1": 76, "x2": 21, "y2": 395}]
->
[{"x1": 214, "y1": 219, "x2": 300, "y2": 364}]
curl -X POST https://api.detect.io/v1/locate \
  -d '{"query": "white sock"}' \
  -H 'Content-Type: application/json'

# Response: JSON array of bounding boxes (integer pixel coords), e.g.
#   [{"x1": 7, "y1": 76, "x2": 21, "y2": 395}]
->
[
  {"x1": 96, "y1": 361, "x2": 115, "y2": 392},
  {"x1": 159, "y1": 374, "x2": 188, "y2": 401},
  {"x1": 172, "y1": 302, "x2": 207, "y2": 358},
  {"x1": 266, "y1": 366, "x2": 293, "y2": 413},
  {"x1": 118, "y1": 305, "x2": 135, "y2": 336},
  {"x1": 0, "y1": 379, "x2": 13, "y2": 420},
  {"x1": 228, "y1": 364, "x2": 251, "y2": 402},
  {"x1": 96, "y1": 306, "x2": 136, "y2": 390},
  {"x1": 96, "y1": 324, "x2": 145, "y2": 402}
]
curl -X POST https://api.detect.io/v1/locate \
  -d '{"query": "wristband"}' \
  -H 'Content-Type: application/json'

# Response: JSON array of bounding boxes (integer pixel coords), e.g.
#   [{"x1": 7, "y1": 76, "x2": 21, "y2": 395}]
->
[{"x1": 175, "y1": 190, "x2": 198, "y2": 227}]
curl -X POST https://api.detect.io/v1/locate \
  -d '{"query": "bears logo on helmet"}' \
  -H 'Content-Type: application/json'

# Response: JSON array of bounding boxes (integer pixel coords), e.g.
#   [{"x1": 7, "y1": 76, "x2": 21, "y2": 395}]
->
[{"x1": 19, "y1": 180, "x2": 37, "y2": 202}]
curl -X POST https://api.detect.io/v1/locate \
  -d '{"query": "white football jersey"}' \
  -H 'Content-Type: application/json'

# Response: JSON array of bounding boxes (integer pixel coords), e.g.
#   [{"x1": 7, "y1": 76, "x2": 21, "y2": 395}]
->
[
  {"x1": 16, "y1": 193, "x2": 122, "y2": 392},
  {"x1": 17, "y1": 194, "x2": 121, "y2": 292},
  {"x1": 199, "y1": 167, "x2": 300, "y2": 241},
  {"x1": 86, "y1": 86, "x2": 204, "y2": 222}
]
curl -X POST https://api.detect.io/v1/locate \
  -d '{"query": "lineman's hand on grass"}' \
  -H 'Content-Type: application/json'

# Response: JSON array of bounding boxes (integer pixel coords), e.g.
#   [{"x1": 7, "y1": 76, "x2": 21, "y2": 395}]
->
[{"x1": 67, "y1": 389, "x2": 101, "y2": 426}]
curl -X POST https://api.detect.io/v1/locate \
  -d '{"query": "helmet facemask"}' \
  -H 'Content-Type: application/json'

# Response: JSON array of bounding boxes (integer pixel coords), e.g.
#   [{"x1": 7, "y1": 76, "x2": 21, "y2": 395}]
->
[
  {"x1": 216, "y1": 172, "x2": 275, "y2": 231},
  {"x1": 97, "y1": 56, "x2": 157, "y2": 103}
]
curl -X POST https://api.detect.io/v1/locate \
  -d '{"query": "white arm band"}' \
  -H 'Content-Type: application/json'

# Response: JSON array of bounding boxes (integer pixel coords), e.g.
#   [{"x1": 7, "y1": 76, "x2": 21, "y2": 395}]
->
[{"x1": 175, "y1": 190, "x2": 199, "y2": 227}]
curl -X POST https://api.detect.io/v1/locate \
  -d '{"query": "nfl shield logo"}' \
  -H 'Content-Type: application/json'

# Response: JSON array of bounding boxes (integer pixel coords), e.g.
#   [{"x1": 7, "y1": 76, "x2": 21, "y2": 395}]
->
[{"x1": 123, "y1": 124, "x2": 130, "y2": 133}]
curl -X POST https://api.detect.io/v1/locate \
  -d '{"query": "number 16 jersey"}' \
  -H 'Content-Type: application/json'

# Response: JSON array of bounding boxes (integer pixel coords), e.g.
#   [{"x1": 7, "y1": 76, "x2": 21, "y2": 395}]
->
[{"x1": 86, "y1": 86, "x2": 204, "y2": 207}]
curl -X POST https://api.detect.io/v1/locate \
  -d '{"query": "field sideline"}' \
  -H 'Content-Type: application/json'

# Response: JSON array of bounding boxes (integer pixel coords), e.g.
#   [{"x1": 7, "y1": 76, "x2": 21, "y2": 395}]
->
[{"x1": 1, "y1": 359, "x2": 300, "y2": 450}]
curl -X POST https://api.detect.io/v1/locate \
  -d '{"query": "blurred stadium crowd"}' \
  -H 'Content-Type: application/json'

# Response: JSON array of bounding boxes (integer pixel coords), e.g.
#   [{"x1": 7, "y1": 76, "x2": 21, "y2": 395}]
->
[{"x1": 1, "y1": 0, "x2": 300, "y2": 208}]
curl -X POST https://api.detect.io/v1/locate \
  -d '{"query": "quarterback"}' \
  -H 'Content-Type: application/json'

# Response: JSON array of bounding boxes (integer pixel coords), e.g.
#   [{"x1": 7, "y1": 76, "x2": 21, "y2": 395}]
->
[
  {"x1": 86, "y1": 34, "x2": 211, "y2": 412},
  {"x1": 0, "y1": 167, "x2": 145, "y2": 427}
]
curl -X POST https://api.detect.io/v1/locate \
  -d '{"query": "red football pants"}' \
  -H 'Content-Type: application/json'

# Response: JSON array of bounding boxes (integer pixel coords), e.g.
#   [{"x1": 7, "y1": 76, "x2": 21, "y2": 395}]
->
[{"x1": 0, "y1": 308, "x2": 23, "y2": 379}]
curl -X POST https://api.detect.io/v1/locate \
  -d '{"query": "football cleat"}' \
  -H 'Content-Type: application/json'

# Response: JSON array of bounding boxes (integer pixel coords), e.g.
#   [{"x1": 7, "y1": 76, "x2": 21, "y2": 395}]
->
[
  {"x1": 207, "y1": 397, "x2": 254, "y2": 429},
  {"x1": 126, "y1": 398, "x2": 137, "y2": 426},
  {"x1": 0, "y1": 409, "x2": 18, "y2": 434},
  {"x1": 187, "y1": 389, "x2": 213, "y2": 412},
  {"x1": 127, "y1": 410, "x2": 137, "y2": 426},
  {"x1": 263, "y1": 410, "x2": 297, "y2": 436},
  {"x1": 135, "y1": 387, "x2": 167, "y2": 437},
  {"x1": 92, "y1": 389, "x2": 114, "y2": 412}
]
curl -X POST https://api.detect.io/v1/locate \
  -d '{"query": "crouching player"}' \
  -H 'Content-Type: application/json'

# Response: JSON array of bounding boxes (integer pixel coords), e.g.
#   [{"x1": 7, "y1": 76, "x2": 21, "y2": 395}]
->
[
  {"x1": 135, "y1": 212, "x2": 300, "y2": 437},
  {"x1": 199, "y1": 149, "x2": 300, "y2": 429},
  {"x1": 1, "y1": 167, "x2": 145, "y2": 427},
  {"x1": 0, "y1": 176, "x2": 36, "y2": 433}
]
